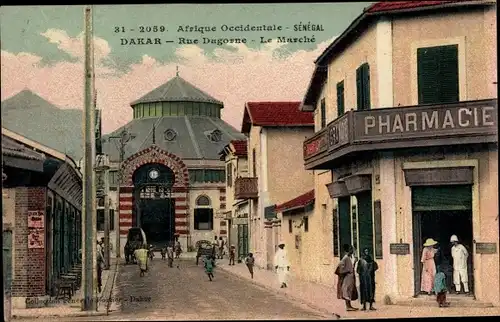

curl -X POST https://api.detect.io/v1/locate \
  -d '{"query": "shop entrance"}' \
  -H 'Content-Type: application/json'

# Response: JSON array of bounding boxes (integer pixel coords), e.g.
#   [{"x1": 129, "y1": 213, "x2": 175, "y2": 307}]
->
[{"x1": 412, "y1": 185, "x2": 474, "y2": 297}]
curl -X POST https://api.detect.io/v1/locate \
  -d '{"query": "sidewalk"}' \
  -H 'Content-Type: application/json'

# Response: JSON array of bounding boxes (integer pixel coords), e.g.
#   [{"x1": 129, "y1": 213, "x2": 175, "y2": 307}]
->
[
  {"x1": 12, "y1": 258, "x2": 118, "y2": 319},
  {"x1": 217, "y1": 262, "x2": 500, "y2": 319}
]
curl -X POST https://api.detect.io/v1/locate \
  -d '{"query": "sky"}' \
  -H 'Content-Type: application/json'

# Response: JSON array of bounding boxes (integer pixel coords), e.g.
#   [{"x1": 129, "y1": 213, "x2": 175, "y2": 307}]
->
[{"x1": 1, "y1": 3, "x2": 373, "y2": 134}]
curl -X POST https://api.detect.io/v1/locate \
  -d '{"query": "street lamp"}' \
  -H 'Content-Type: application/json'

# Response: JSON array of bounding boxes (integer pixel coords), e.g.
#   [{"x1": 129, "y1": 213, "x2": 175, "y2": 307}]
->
[{"x1": 95, "y1": 154, "x2": 110, "y2": 269}]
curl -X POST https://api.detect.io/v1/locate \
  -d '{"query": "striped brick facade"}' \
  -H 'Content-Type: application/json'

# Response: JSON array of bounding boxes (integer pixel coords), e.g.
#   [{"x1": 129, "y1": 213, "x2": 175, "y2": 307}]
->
[
  {"x1": 118, "y1": 145, "x2": 191, "y2": 239},
  {"x1": 219, "y1": 187, "x2": 226, "y2": 236}
]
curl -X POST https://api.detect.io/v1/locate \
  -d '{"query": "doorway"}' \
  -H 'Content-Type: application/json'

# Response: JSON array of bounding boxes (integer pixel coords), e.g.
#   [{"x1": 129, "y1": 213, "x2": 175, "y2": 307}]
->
[
  {"x1": 135, "y1": 185, "x2": 175, "y2": 248},
  {"x1": 412, "y1": 185, "x2": 474, "y2": 297}
]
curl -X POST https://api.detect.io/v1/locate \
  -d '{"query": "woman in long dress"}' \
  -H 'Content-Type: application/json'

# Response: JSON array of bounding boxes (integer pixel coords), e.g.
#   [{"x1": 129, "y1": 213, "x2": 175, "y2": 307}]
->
[
  {"x1": 357, "y1": 248, "x2": 378, "y2": 311},
  {"x1": 335, "y1": 244, "x2": 358, "y2": 311},
  {"x1": 421, "y1": 238, "x2": 438, "y2": 295}
]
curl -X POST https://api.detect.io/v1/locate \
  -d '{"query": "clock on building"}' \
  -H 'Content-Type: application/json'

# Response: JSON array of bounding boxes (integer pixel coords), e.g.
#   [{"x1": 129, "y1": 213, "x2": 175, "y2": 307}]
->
[{"x1": 148, "y1": 169, "x2": 159, "y2": 180}]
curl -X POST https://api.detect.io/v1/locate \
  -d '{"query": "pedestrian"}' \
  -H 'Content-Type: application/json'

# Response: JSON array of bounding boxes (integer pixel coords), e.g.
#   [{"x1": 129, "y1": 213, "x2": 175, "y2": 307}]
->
[
  {"x1": 204, "y1": 255, "x2": 216, "y2": 281},
  {"x1": 148, "y1": 244, "x2": 155, "y2": 260},
  {"x1": 160, "y1": 246, "x2": 167, "y2": 260},
  {"x1": 175, "y1": 237, "x2": 182, "y2": 259},
  {"x1": 357, "y1": 248, "x2": 378, "y2": 311},
  {"x1": 96, "y1": 242, "x2": 105, "y2": 293},
  {"x1": 335, "y1": 244, "x2": 358, "y2": 311},
  {"x1": 229, "y1": 245, "x2": 236, "y2": 265},
  {"x1": 450, "y1": 235, "x2": 470, "y2": 295},
  {"x1": 274, "y1": 241, "x2": 290, "y2": 288},
  {"x1": 245, "y1": 252, "x2": 255, "y2": 279},
  {"x1": 218, "y1": 236, "x2": 225, "y2": 259},
  {"x1": 433, "y1": 265, "x2": 449, "y2": 307},
  {"x1": 421, "y1": 238, "x2": 438, "y2": 295},
  {"x1": 134, "y1": 244, "x2": 149, "y2": 277},
  {"x1": 167, "y1": 241, "x2": 174, "y2": 268}
]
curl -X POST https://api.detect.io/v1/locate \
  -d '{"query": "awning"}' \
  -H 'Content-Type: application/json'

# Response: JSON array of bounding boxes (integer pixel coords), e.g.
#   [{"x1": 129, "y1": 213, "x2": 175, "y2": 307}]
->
[
  {"x1": 276, "y1": 190, "x2": 315, "y2": 213},
  {"x1": 47, "y1": 163, "x2": 83, "y2": 210},
  {"x1": 2, "y1": 135, "x2": 45, "y2": 172}
]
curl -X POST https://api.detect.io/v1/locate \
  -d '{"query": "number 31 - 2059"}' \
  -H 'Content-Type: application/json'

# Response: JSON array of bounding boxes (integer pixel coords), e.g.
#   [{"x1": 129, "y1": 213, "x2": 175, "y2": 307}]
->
[{"x1": 139, "y1": 26, "x2": 166, "y2": 32}]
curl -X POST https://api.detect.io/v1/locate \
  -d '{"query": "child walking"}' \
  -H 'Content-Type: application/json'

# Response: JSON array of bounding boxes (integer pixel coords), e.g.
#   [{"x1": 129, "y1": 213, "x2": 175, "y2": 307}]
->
[
  {"x1": 433, "y1": 266, "x2": 449, "y2": 307},
  {"x1": 245, "y1": 253, "x2": 255, "y2": 279},
  {"x1": 204, "y1": 255, "x2": 216, "y2": 281},
  {"x1": 229, "y1": 245, "x2": 236, "y2": 265}
]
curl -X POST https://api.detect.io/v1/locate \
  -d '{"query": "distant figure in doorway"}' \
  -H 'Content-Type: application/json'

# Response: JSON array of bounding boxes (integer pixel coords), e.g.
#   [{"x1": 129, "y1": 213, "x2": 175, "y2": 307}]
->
[
  {"x1": 245, "y1": 252, "x2": 255, "y2": 279},
  {"x1": 335, "y1": 244, "x2": 358, "y2": 311},
  {"x1": 218, "y1": 237, "x2": 225, "y2": 259},
  {"x1": 433, "y1": 265, "x2": 450, "y2": 307},
  {"x1": 450, "y1": 235, "x2": 470, "y2": 295},
  {"x1": 357, "y1": 248, "x2": 378, "y2": 311},
  {"x1": 174, "y1": 237, "x2": 182, "y2": 259},
  {"x1": 204, "y1": 255, "x2": 216, "y2": 281},
  {"x1": 167, "y1": 241, "x2": 175, "y2": 268},
  {"x1": 421, "y1": 238, "x2": 438, "y2": 295},
  {"x1": 160, "y1": 246, "x2": 167, "y2": 260},
  {"x1": 134, "y1": 244, "x2": 149, "y2": 277},
  {"x1": 274, "y1": 241, "x2": 290, "y2": 288},
  {"x1": 229, "y1": 245, "x2": 236, "y2": 265},
  {"x1": 213, "y1": 236, "x2": 219, "y2": 256}
]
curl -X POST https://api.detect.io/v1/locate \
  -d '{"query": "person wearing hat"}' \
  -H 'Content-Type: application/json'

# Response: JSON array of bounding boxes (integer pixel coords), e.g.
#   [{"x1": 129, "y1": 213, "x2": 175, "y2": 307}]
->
[
  {"x1": 274, "y1": 241, "x2": 290, "y2": 288},
  {"x1": 421, "y1": 238, "x2": 438, "y2": 295},
  {"x1": 228, "y1": 244, "x2": 236, "y2": 265},
  {"x1": 450, "y1": 234, "x2": 470, "y2": 295}
]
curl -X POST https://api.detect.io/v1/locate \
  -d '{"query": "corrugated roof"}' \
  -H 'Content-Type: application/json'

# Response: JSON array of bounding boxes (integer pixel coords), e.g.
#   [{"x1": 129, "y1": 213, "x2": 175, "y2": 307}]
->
[
  {"x1": 2, "y1": 135, "x2": 45, "y2": 161},
  {"x1": 1, "y1": 90, "x2": 83, "y2": 160},
  {"x1": 131, "y1": 76, "x2": 224, "y2": 106},
  {"x1": 276, "y1": 190, "x2": 315, "y2": 213},
  {"x1": 241, "y1": 102, "x2": 314, "y2": 133}
]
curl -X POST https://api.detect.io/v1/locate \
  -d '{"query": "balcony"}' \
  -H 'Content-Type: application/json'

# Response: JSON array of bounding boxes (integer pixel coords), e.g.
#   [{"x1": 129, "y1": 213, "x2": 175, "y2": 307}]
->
[
  {"x1": 304, "y1": 99, "x2": 498, "y2": 170},
  {"x1": 234, "y1": 177, "x2": 258, "y2": 200}
]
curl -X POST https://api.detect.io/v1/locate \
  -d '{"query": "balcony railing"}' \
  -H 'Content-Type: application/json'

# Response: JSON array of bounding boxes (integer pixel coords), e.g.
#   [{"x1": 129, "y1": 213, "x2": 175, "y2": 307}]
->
[
  {"x1": 234, "y1": 177, "x2": 258, "y2": 200},
  {"x1": 304, "y1": 99, "x2": 498, "y2": 169}
]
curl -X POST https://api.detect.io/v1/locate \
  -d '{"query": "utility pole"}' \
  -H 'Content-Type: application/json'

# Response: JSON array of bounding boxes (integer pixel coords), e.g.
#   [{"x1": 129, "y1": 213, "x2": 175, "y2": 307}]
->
[
  {"x1": 109, "y1": 128, "x2": 135, "y2": 258},
  {"x1": 103, "y1": 164, "x2": 110, "y2": 269},
  {"x1": 82, "y1": 5, "x2": 96, "y2": 311}
]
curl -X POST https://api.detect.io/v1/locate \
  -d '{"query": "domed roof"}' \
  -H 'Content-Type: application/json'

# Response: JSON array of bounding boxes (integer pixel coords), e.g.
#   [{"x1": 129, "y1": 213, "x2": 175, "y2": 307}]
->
[
  {"x1": 102, "y1": 115, "x2": 246, "y2": 162},
  {"x1": 130, "y1": 76, "x2": 223, "y2": 106}
]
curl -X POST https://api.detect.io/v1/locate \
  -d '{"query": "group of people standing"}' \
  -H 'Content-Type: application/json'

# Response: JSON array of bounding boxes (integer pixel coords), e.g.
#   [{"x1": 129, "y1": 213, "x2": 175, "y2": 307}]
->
[
  {"x1": 420, "y1": 235, "x2": 470, "y2": 307},
  {"x1": 335, "y1": 245, "x2": 378, "y2": 311}
]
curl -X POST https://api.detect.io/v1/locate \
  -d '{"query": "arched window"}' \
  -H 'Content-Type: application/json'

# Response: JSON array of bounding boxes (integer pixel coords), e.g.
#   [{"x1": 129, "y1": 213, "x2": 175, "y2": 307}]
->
[{"x1": 196, "y1": 195, "x2": 211, "y2": 207}]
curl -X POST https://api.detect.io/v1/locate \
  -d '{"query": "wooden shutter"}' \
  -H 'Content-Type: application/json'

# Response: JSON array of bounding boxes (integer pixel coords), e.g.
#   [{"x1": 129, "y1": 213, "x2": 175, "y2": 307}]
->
[
  {"x1": 338, "y1": 197, "x2": 352, "y2": 252},
  {"x1": 373, "y1": 200, "x2": 383, "y2": 259},
  {"x1": 362, "y1": 64, "x2": 371, "y2": 110},
  {"x1": 320, "y1": 98, "x2": 326, "y2": 128},
  {"x1": 357, "y1": 191, "x2": 374, "y2": 257},
  {"x1": 412, "y1": 185, "x2": 472, "y2": 211},
  {"x1": 333, "y1": 207, "x2": 340, "y2": 257},
  {"x1": 418, "y1": 45, "x2": 459, "y2": 104},
  {"x1": 337, "y1": 81, "x2": 345, "y2": 117},
  {"x1": 356, "y1": 67, "x2": 363, "y2": 110}
]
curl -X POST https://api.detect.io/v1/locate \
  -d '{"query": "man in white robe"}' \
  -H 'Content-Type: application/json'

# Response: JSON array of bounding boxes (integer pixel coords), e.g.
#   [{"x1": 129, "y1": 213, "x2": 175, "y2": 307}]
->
[
  {"x1": 450, "y1": 235, "x2": 470, "y2": 294},
  {"x1": 274, "y1": 241, "x2": 290, "y2": 288}
]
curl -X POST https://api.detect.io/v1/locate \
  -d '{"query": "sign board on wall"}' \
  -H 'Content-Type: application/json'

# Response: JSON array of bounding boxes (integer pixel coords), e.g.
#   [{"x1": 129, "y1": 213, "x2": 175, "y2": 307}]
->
[
  {"x1": 390, "y1": 243, "x2": 410, "y2": 255},
  {"x1": 475, "y1": 242, "x2": 497, "y2": 254},
  {"x1": 27, "y1": 211, "x2": 45, "y2": 249}
]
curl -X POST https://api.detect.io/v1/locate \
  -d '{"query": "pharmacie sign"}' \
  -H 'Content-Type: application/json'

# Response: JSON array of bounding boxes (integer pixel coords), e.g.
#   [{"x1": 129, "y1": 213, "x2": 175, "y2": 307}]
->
[{"x1": 354, "y1": 103, "x2": 497, "y2": 141}]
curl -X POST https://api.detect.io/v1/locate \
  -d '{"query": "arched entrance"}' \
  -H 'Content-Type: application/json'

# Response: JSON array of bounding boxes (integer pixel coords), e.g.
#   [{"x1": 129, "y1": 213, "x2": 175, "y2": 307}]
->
[{"x1": 132, "y1": 163, "x2": 176, "y2": 247}]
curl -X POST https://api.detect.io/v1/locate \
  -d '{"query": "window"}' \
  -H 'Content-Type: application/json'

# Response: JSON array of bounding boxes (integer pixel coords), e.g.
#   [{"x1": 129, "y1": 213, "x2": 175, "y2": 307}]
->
[
  {"x1": 189, "y1": 169, "x2": 225, "y2": 183},
  {"x1": 97, "y1": 209, "x2": 115, "y2": 231},
  {"x1": 320, "y1": 98, "x2": 326, "y2": 129},
  {"x1": 303, "y1": 216, "x2": 309, "y2": 232},
  {"x1": 252, "y1": 149, "x2": 256, "y2": 177},
  {"x1": 227, "y1": 163, "x2": 233, "y2": 186},
  {"x1": 196, "y1": 195, "x2": 211, "y2": 206},
  {"x1": 337, "y1": 81, "x2": 345, "y2": 117},
  {"x1": 162, "y1": 102, "x2": 171, "y2": 116},
  {"x1": 194, "y1": 208, "x2": 214, "y2": 230},
  {"x1": 356, "y1": 63, "x2": 371, "y2": 110},
  {"x1": 417, "y1": 44, "x2": 459, "y2": 104},
  {"x1": 288, "y1": 219, "x2": 293, "y2": 233}
]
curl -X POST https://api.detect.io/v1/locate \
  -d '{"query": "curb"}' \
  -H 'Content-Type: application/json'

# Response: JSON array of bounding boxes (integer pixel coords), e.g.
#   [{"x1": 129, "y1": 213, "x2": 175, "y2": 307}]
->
[
  {"x1": 218, "y1": 265, "x2": 342, "y2": 319},
  {"x1": 102, "y1": 258, "x2": 120, "y2": 315}
]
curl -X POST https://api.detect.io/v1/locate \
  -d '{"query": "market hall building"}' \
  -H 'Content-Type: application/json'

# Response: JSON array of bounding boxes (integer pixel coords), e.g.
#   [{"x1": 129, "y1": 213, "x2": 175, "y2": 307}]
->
[
  {"x1": 301, "y1": 1, "x2": 498, "y2": 306},
  {"x1": 102, "y1": 75, "x2": 246, "y2": 250}
]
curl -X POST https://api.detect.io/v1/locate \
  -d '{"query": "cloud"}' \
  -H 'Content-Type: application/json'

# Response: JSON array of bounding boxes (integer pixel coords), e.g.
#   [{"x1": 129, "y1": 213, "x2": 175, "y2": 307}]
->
[{"x1": 2, "y1": 28, "x2": 335, "y2": 134}]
